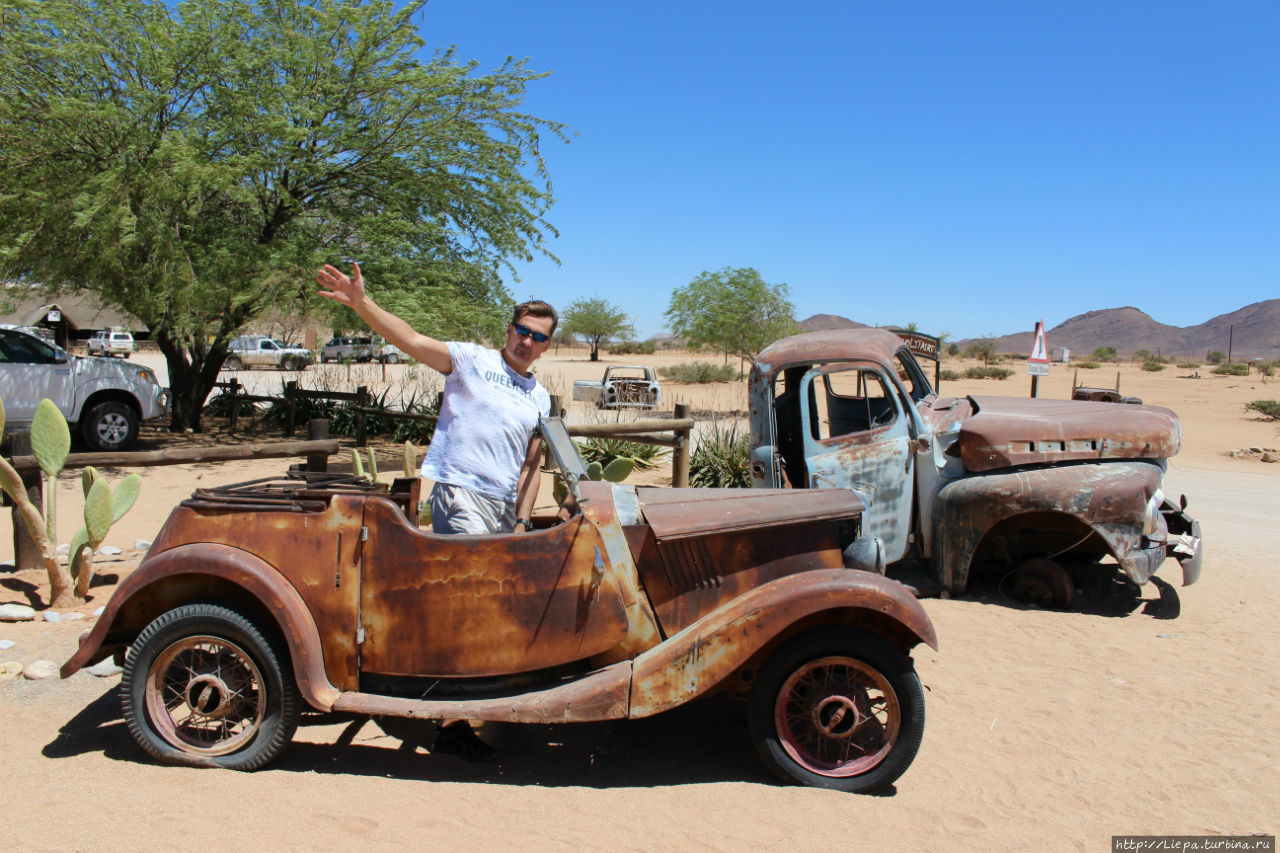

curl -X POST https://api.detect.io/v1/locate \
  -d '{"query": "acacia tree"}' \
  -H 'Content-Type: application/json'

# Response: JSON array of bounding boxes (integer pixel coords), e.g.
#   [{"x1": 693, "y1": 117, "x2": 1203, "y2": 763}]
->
[
  {"x1": 0, "y1": 0, "x2": 566, "y2": 431},
  {"x1": 560, "y1": 297, "x2": 634, "y2": 361},
  {"x1": 664, "y1": 267, "x2": 798, "y2": 364}
]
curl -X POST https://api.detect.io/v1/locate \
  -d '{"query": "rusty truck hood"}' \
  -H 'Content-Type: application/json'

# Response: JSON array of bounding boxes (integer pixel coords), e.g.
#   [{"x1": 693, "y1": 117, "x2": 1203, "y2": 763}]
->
[{"x1": 950, "y1": 395, "x2": 1182, "y2": 472}]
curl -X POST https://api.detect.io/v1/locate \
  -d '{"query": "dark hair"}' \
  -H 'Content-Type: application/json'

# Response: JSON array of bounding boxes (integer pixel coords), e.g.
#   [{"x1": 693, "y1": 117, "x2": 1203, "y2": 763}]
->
[{"x1": 512, "y1": 300, "x2": 558, "y2": 336}]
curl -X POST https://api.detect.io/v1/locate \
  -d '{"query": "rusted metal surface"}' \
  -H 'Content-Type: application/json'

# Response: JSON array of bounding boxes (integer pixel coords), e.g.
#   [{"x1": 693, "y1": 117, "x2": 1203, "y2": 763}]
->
[
  {"x1": 629, "y1": 569, "x2": 936, "y2": 719},
  {"x1": 61, "y1": 542, "x2": 342, "y2": 710},
  {"x1": 955, "y1": 396, "x2": 1181, "y2": 471},
  {"x1": 359, "y1": 503, "x2": 628, "y2": 678},
  {"x1": 931, "y1": 461, "x2": 1165, "y2": 592},
  {"x1": 332, "y1": 659, "x2": 633, "y2": 724},
  {"x1": 635, "y1": 486, "x2": 864, "y2": 539},
  {"x1": 755, "y1": 328, "x2": 909, "y2": 375}
]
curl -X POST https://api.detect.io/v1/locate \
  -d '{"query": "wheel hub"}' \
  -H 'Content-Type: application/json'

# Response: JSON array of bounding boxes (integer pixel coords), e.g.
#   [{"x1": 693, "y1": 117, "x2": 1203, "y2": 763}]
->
[
  {"x1": 812, "y1": 694, "x2": 863, "y2": 739},
  {"x1": 186, "y1": 674, "x2": 234, "y2": 718}
]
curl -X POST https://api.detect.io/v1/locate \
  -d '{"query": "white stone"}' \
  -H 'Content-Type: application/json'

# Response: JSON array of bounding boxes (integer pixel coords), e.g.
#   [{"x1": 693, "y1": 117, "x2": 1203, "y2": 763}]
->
[
  {"x1": 0, "y1": 603, "x2": 37, "y2": 622},
  {"x1": 0, "y1": 639, "x2": 15, "y2": 649},
  {"x1": 134, "y1": 539, "x2": 152, "y2": 551},
  {"x1": 85, "y1": 658, "x2": 123, "y2": 678},
  {"x1": 23, "y1": 659, "x2": 58, "y2": 680},
  {"x1": 97, "y1": 544, "x2": 123, "y2": 555},
  {"x1": 61, "y1": 611, "x2": 86, "y2": 621},
  {"x1": 41, "y1": 611, "x2": 62, "y2": 623},
  {"x1": 0, "y1": 661, "x2": 24, "y2": 681}
]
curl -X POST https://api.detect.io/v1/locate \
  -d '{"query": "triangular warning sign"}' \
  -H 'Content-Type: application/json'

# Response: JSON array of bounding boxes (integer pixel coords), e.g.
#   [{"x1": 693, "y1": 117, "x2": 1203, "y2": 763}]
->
[{"x1": 1029, "y1": 320, "x2": 1049, "y2": 363}]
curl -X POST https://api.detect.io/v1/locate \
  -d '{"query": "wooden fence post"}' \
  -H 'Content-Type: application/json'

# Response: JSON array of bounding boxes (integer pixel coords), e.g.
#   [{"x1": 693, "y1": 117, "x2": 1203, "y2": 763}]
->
[
  {"x1": 306, "y1": 419, "x2": 330, "y2": 472},
  {"x1": 285, "y1": 381, "x2": 298, "y2": 437},
  {"x1": 672, "y1": 403, "x2": 691, "y2": 487},
  {"x1": 7, "y1": 433, "x2": 44, "y2": 571},
  {"x1": 228, "y1": 377, "x2": 240, "y2": 430},
  {"x1": 355, "y1": 386, "x2": 368, "y2": 447}
]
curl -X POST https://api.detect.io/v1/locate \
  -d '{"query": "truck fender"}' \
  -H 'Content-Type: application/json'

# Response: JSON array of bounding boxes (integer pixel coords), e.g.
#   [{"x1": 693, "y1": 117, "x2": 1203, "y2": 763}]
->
[
  {"x1": 61, "y1": 542, "x2": 340, "y2": 710},
  {"x1": 69, "y1": 377, "x2": 142, "y2": 421},
  {"x1": 931, "y1": 461, "x2": 1163, "y2": 593},
  {"x1": 628, "y1": 568, "x2": 935, "y2": 718}
]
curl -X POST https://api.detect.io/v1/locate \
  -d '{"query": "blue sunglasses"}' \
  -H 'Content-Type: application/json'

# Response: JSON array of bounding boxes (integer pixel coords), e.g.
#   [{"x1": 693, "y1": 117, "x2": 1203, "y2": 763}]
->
[{"x1": 512, "y1": 322, "x2": 550, "y2": 344}]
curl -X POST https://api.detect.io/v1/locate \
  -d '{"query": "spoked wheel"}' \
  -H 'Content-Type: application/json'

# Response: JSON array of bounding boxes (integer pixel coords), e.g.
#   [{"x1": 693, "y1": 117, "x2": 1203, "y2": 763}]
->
[
  {"x1": 1007, "y1": 557, "x2": 1075, "y2": 610},
  {"x1": 121, "y1": 604, "x2": 299, "y2": 770},
  {"x1": 750, "y1": 627, "x2": 925, "y2": 793}
]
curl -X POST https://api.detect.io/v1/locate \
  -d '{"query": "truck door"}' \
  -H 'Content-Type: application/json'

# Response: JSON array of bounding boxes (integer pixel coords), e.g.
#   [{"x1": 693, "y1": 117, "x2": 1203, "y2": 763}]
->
[
  {"x1": 0, "y1": 329, "x2": 75, "y2": 423},
  {"x1": 798, "y1": 364, "x2": 914, "y2": 563}
]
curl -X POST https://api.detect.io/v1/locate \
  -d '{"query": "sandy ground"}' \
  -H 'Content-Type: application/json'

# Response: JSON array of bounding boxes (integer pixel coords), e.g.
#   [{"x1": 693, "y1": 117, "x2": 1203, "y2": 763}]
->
[{"x1": 1, "y1": 349, "x2": 1277, "y2": 852}]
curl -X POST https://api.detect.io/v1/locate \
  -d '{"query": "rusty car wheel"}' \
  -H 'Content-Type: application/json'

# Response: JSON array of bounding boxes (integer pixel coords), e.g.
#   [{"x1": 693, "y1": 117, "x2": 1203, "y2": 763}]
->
[
  {"x1": 120, "y1": 604, "x2": 299, "y2": 770},
  {"x1": 749, "y1": 627, "x2": 925, "y2": 794},
  {"x1": 1007, "y1": 558, "x2": 1075, "y2": 610}
]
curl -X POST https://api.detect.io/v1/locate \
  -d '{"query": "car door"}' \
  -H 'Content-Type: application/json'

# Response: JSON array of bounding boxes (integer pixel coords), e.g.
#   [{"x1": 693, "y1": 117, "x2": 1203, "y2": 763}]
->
[
  {"x1": 253, "y1": 339, "x2": 278, "y2": 367},
  {"x1": 0, "y1": 329, "x2": 75, "y2": 425},
  {"x1": 798, "y1": 363, "x2": 915, "y2": 563}
]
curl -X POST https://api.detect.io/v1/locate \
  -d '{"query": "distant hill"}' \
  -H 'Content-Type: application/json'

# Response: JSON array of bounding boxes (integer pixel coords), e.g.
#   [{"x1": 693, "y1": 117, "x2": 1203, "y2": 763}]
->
[{"x1": 802, "y1": 300, "x2": 1279, "y2": 361}]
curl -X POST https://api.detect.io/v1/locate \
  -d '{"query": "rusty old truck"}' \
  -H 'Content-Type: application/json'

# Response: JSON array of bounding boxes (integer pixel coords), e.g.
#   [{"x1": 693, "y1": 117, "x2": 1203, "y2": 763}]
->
[
  {"x1": 748, "y1": 329, "x2": 1203, "y2": 608},
  {"x1": 62, "y1": 417, "x2": 936, "y2": 794}
]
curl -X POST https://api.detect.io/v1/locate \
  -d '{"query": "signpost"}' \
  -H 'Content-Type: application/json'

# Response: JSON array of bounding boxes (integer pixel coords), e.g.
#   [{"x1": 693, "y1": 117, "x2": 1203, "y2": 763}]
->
[{"x1": 1027, "y1": 320, "x2": 1050, "y2": 397}]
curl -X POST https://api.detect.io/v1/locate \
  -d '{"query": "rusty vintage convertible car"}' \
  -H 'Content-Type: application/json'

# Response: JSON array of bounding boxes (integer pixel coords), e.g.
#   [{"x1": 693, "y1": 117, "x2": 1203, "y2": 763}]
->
[{"x1": 62, "y1": 417, "x2": 937, "y2": 793}]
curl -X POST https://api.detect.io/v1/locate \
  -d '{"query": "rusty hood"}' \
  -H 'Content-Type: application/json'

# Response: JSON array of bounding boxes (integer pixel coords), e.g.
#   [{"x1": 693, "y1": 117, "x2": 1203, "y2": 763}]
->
[
  {"x1": 635, "y1": 487, "x2": 866, "y2": 541},
  {"x1": 952, "y1": 395, "x2": 1182, "y2": 472}
]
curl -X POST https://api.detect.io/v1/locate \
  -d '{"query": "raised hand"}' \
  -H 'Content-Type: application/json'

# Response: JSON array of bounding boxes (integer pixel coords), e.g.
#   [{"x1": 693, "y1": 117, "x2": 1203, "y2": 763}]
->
[{"x1": 316, "y1": 262, "x2": 365, "y2": 308}]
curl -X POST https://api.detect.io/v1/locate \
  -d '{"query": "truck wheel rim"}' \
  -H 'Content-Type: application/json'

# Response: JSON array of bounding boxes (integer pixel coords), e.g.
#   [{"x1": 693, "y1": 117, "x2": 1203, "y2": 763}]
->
[
  {"x1": 774, "y1": 655, "x2": 899, "y2": 777},
  {"x1": 145, "y1": 635, "x2": 266, "y2": 756},
  {"x1": 96, "y1": 413, "x2": 130, "y2": 445}
]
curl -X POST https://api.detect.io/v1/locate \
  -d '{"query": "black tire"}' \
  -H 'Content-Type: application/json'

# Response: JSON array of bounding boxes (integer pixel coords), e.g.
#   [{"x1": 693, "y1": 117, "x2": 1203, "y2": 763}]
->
[
  {"x1": 282, "y1": 357, "x2": 299, "y2": 372},
  {"x1": 120, "y1": 604, "x2": 300, "y2": 770},
  {"x1": 1007, "y1": 557, "x2": 1075, "y2": 609},
  {"x1": 383, "y1": 353, "x2": 399, "y2": 365},
  {"x1": 225, "y1": 355, "x2": 243, "y2": 371},
  {"x1": 80, "y1": 401, "x2": 139, "y2": 451},
  {"x1": 749, "y1": 626, "x2": 925, "y2": 794}
]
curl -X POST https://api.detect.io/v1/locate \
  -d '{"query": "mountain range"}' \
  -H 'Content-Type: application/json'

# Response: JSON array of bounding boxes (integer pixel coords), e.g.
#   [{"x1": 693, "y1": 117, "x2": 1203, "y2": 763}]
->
[{"x1": 799, "y1": 299, "x2": 1280, "y2": 361}]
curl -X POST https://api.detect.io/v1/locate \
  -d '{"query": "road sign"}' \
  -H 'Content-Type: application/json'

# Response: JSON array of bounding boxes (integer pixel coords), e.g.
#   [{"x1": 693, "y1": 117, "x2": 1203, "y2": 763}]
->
[
  {"x1": 1027, "y1": 320, "x2": 1050, "y2": 380},
  {"x1": 1027, "y1": 362, "x2": 1050, "y2": 376}
]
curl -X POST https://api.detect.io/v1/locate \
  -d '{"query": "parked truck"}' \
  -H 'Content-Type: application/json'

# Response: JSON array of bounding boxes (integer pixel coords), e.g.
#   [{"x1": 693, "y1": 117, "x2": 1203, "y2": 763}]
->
[
  {"x1": 747, "y1": 328, "x2": 1202, "y2": 608},
  {"x1": 572, "y1": 365, "x2": 662, "y2": 409}
]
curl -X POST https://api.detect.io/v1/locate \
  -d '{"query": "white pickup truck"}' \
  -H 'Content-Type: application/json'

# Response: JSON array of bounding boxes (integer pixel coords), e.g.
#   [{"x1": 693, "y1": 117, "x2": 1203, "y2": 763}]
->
[
  {"x1": 0, "y1": 325, "x2": 169, "y2": 451},
  {"x1": 572, "y1": 365, "x2": 662, "y2": 409}
]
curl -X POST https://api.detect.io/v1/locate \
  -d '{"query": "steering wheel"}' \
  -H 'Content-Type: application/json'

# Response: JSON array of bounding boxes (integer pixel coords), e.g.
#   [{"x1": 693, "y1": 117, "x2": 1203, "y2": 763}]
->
[{"x1": 871, "y1": 407, "x2": 894, "y2": 427}]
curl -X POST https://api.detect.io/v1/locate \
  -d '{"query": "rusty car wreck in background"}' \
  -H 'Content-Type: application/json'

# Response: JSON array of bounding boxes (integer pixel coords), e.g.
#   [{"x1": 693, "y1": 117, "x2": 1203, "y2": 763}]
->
[
  {"x1": 63, "y1": 418, "x2": 936, "y2": 794},
  {"x1": 749, "y1": 329, "x2": 1203, "y2": 609}
]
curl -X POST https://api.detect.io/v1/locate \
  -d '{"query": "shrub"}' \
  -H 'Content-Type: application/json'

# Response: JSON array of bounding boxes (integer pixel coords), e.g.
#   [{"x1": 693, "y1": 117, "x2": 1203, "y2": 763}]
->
[
  {"x1": 689, "y1": 421, "x2": 752, "y2": 488},
  {"x1": 939, "y1": 369, "x2": 961, "y2": 381},
  {"x1": 964, "y1": 366, "x2": 1013, "y2": 380},
  {"x1": 946, "y1": 343, "x2": 960, "y2": 357},
  {"x1": 1090, "y1": 346, "x2": 1118, "y2": 362},
  {"x1": 1206, "y1": 351, "x2": 1226, "y2": 364},
  {"x1": 610, "y1": 340, "x2": 656, "y2": 355},
  {"x1": 1244, "y1": 400, "x2": 1280, "y2": 420},
  {"x1": 1255, "y1": 361, "x2": 1276, "y2": 378},
  {"x1": 577, "y1": 436, "x2": 666, "y2": 471},
  {"x1": 1141, "y1": 360, "x2": 1165, "y2": 372},
  {"x1": 1133, "y1": 349, "x2": 1151, "y2": 361},
  {"x1": 202, "y1": 393, "x2": 259, "y2": 418},
  {"x1": 1212, "y1": 363, "x2": 1250, "y2": 376},
  {"x1": 1177, "y1": 362, "x2": 1200, "y2": 369},
  {"x1": 659, "y1": 362, "x2": 739, "y2": 383},
  {"x1": 1072, "y1": 361, "x2": 1100, "y2": 370}
]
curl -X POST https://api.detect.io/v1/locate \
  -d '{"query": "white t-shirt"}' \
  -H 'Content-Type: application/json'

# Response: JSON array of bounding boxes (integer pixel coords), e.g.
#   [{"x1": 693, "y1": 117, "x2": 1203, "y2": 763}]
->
[{"x1": 420, "y1": 342, "x2": 551, "y2": 503}]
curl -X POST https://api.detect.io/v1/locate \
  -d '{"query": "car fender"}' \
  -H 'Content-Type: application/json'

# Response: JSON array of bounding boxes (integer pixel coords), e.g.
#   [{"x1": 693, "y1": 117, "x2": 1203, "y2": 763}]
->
[
  {"x1": 931, "y1": 460, "x2": 1164, "y2": 593},
  {"x1": 61, "y1": 542, "x2": 340, "y2": 710},
  {"x1": 628, "y1": 568, "x2": 935, "y2": 718},
  {"x1": 68, "y1": 375, "x2": 145, "y2": 421}
]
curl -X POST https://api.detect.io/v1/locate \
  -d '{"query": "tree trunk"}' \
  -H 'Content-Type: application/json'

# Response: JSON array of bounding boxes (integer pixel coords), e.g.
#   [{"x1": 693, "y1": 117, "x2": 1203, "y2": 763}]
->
[
  {"x1": 156, "y1": 332, "x2": 230, "y2": 433},
  {"x1": 589, "y1": 346, "x2": 599, "y2": 362}
]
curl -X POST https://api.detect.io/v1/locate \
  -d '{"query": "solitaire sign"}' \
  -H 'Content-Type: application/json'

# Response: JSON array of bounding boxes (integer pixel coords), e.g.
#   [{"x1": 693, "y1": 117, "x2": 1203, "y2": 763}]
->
[{"x1": 1027, "y1": 321, "x2": 1050, "y2": 377}]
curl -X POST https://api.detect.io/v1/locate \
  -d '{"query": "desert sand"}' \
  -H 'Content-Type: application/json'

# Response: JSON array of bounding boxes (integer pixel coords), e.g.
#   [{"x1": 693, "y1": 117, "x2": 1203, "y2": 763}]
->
[{"x1": 1, "y1": 348, "x2": 1277, "y2": 852}]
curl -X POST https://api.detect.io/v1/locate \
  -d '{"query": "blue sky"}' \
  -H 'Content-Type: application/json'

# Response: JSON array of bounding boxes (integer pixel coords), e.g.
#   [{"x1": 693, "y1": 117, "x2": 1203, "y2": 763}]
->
[{"x1": 417, "y1": 1, "x2": 1278, "y2": 341}]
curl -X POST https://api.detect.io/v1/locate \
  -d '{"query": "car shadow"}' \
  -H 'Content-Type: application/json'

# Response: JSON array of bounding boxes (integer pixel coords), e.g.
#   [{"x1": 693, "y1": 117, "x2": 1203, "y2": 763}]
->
[
  {"x1": 959, "y1": 571, "x2": 1182, "y2": 619},
  {"x1": 45, "y1": 687, "x2": 832, "y2": 791}
]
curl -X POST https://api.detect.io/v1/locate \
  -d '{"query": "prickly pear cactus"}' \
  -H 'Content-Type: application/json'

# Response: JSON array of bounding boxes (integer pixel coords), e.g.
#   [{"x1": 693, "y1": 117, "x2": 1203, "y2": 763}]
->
[
  {"x1": 31, "y1": 398, "x2": 70, "y2": 544},
  {"x1": 69, "y1": 471, "x2": 141, "y2": 598},
  {"x1": 403, "y1": 441, "x2": 417, "y2": 478}
]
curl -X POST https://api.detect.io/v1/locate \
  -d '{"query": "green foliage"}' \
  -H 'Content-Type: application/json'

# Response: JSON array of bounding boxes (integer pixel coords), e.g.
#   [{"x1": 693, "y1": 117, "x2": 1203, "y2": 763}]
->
[
  {"x1": 203, "y1": 393, "x2": 260, "y2": 418},
  {"x1": 560, "y1": 297, "x2": 635, "y2": 362},
  {"x1": 610, "y1": 340, "x2": 656, "y2": 355},
  {"x1": 1141, "y1": 360, "x2": 1165, "y2": 372},
  {"x1": 964, "y1": 366, "x2": 1013, "y2": 380},
  {"x1": 690, "y1": 421, "x2": 752, "y2": 488},
  {"x1": 1073, "y1": 361, "x2": 1100, "y2": 369},
  {"x1": 1244, "y1": 400, "x2": 1280, "y2": 420},
  {"x1": 664, "y1": 267, "x2": 799, "y2": 362},
  {"x1": 1134, "y1": 349, "x2": 1151, "y2": 361},
  {"x1": 1091, "y1": 346, "x2": 1119, "y2": 362},
  {"x1": 1177, "y1": 362, "x2": 1201, "y2": 369},
  {"x1": 963, "y1": 339, "x2": 999, "y2": 365},
  {"x1": 1255, "y1": 361, "x2": 1276, "y2": 378},
  {"x1": 0, "y1": 0, "x2": 566, "y2": 432},
  {"x1": 30, "y1": 399, "x2": 70, "y2": 479},
  {"x1": 946, "y1": 342, "x2": 961, "y2": 357},
  {"x1": 1206, "y1": 351, "x2": 1226, "y2": 364},
  {"x1": 578, "y1": 437, "x2": 666, "y2": 472},
  {"x1": 939, "y1": 369, "x2": 962, "y2": 381},
  {"x1": 659, "y1": 362, "x2": 739, "y2": 383},
  {"x1": 1213, "y1": 363, "x2": 1250, "y2": 376}
]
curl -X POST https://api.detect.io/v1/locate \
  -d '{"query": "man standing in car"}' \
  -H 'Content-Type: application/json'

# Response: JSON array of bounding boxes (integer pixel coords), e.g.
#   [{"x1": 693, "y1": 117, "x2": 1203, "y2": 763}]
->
[{"x1": 317, "y1": 261, "x2": 555, "y2": 535}]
